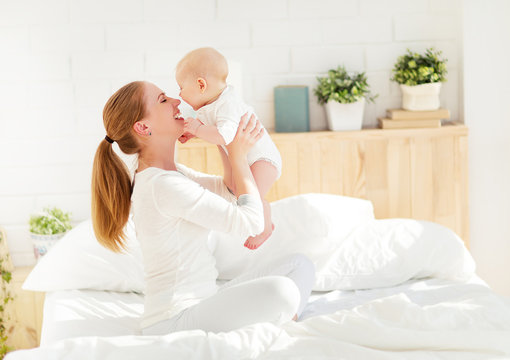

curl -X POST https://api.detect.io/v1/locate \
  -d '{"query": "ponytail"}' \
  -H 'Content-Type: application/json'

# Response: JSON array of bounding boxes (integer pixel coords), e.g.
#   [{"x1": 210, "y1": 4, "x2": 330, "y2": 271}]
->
[
  {"x1": 91, "y1": 140, "x2": 132, "y2": 252},
  {"x1": 91, "y1": 81, "x2": 145, "y2": 252}
]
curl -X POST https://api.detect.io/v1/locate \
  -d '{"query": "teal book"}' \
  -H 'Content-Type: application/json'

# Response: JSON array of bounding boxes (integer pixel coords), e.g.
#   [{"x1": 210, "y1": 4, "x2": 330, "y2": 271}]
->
[{"x1": 274, "y1": 86, "x2": 310, "y2": 132}]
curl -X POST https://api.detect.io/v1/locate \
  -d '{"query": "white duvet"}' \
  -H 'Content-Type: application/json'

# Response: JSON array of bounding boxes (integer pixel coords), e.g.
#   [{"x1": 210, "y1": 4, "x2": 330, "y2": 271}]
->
[
  {"x1": 212, "y1": 194, "x2": 476, "y2": 290},
  {"x1": 7, "y1": 281, "x2": 510, "y2": 359},
  {"x1": 9, "y1": 194, "x2": 510, "y2": 359}
]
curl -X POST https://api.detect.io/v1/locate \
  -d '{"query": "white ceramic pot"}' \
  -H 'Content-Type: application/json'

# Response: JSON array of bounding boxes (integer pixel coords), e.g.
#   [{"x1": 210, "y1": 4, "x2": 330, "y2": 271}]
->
[
  {"x1": 325, "y1": 98, "x2": 365, "y2": 131},
  {"x1": 30, "y1": 232, "x2": 66, "y2": 260},
  {"x1": 400, "y1": 83, "x2": 441, "y2": 111}
]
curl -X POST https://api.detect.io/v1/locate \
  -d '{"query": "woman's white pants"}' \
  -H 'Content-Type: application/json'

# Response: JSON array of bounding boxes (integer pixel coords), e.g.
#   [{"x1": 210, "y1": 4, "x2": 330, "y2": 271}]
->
[{"x1": 142, "y1": 253, "x2": 315, "y2": 335}]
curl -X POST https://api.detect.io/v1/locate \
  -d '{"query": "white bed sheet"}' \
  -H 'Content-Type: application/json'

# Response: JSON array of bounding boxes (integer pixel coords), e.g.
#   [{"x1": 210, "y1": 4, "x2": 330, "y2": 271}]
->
[
  {"x1": 41, "y1": 274, "x2": 491, "y2": 346},
  {"x1": 8, "y1": 273, "x2": 510, "y2": 359}
]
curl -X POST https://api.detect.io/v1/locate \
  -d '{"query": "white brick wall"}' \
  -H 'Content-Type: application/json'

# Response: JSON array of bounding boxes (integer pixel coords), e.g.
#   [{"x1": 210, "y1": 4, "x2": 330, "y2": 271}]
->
[
  {"x1": 0, "y1": 0, "x2": 463, "y2": 266},
  {"x1": 144, "y1": 0, "x2": 216, "y2": 22},
  {"x1": 394, "y1": 14, "x2": 459, "y2": 41},
  {"x1": 70, "y1": 0, "x2": 143, "y2": 24},
  {"x1": 292, "y1": 46, "x2": 365, "y2": 73},
  {"x1": 30, "y1": 25, "x2": 105, "y2": 52},
  {"x1": 29, "y1": 54, "x2": 71, "y2": 80},
  {"x1": 218, "y1": 0, "x2": 288, "y2": 19},
  {"x1": 464, "y1": 0, "x2": 510, "y2": 297},
  {"x1": 288, "y1": 0, "x2": 358, "y2": 18},
  {"x1": 322, "y1": 17, "x2": 393, "y2": 44}
]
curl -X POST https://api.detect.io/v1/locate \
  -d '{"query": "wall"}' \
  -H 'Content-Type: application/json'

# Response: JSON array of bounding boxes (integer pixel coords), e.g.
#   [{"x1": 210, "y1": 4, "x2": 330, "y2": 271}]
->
[
  {"x1": 463, "y1": 0, "x2": 510, "y2": 297},
  {"x1": 0, "y1": 0, "x2": 462, "y2": 265}
]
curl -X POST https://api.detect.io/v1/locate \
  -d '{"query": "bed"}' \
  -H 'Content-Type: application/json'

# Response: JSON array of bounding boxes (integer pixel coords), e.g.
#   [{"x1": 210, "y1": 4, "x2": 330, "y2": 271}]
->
[
  {"x1": 6, "y1": 126, "x2": 510, "y2": 359},
  {"x1": 37, "y1": 275, "x2": 501, "y2": 355},
  {"x1": 6, "y1": 193, "x2": 510, "y2": 359}
]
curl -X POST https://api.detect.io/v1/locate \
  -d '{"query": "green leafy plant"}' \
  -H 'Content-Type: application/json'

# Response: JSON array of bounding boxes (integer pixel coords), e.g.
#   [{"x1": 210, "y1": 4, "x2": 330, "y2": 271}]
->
[
  {"x1": 29, "y1": 207, "x2": 72, "y2": 235},
  {"x1": 391, "y1": 48, "x2": 448, "y2": 86},
  {"x1": 0, "y1": 229, "x2": 14, "y2": 359},
  {"x1": 314, "y1": 66, "x2": 377, "y2": 105}
]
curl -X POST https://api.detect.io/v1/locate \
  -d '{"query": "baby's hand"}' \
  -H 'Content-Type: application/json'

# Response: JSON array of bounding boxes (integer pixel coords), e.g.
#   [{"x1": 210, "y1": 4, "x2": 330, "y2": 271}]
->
[
  {"x1": 183, "y1": 117, "x2": 203, "y2": 136},
  {"x1": 178, "y1": 132, "x2": 195, "y2": 144}
]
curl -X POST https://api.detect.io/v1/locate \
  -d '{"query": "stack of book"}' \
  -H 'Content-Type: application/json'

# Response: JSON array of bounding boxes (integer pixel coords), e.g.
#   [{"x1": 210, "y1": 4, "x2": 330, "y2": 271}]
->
[{"x1": 378, "y1": 108, "x2": 450, "y2": 129}]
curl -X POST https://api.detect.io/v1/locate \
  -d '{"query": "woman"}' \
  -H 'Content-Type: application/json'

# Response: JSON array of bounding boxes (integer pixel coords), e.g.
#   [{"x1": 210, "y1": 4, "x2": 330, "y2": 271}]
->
[{"x1": 91, "y1": 81, "x2": 315, "y2": 335}]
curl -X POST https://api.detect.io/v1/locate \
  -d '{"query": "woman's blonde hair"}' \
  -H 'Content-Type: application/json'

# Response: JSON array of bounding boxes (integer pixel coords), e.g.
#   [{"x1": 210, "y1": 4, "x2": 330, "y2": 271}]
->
[{"x1": 91, "y1": 81, "x2": 146, "y2": 252}]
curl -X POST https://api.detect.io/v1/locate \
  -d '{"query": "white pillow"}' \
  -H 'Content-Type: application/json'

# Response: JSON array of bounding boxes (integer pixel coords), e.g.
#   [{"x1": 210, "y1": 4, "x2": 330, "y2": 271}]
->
[
  {"x1": 212, "y1": 193, "x2": 476, "y2": 291},
  {"x1": 23, "y1": 193, "x2": 476, "y2": 294},
  {"x1": 23, "y1": 219, "x2": 144, "y2": 293},
  {"x1": 314, "y1": 218, "x2": 476, "y2": 290},
  {"x1": 212, "y1": 193, "x2": 375, "y2": 280}
]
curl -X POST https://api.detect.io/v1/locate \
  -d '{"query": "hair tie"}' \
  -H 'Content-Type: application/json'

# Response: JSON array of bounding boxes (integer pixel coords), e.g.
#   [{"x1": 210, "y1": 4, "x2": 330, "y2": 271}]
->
[{"x1": 104, "y1": 135, "x2": 114, "y2": 144}]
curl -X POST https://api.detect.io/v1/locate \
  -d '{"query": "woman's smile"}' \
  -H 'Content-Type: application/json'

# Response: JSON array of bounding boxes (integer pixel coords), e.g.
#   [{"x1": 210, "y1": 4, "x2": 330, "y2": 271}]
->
[{"x1": 174, "y1": 111, "x2": 183, "y2": 121}]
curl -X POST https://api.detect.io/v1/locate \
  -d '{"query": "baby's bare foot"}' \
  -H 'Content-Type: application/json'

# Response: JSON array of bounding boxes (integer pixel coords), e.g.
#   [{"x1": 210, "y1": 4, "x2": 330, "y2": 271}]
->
[{"x1": 244, "y1": 223, "x2": 275, "y2": 250}]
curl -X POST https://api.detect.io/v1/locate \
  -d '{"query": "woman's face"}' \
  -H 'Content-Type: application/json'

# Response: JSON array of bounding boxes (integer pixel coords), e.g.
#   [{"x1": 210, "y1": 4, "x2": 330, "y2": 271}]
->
[{"x1": 141, "y1": 82, "x2": 184, "y2": 139}]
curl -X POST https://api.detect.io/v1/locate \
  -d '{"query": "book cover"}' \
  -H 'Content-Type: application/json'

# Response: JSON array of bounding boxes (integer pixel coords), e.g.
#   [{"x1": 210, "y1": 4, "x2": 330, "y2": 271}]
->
[
  {"x1": 274, "y1": 86, "x2": 309, "y2": 132},
  {"x1": 387, "y1": 108, "x2": 450, "y2": 120},
  {"x1": 378, "y1": 118, "x2": 442, "y2": 129}
]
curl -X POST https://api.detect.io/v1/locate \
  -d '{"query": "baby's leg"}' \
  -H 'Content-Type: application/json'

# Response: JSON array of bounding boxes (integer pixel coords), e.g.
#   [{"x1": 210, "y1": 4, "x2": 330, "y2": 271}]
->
[{"x1": 244, "y1": 160, "x2": 279, "y2": 250}]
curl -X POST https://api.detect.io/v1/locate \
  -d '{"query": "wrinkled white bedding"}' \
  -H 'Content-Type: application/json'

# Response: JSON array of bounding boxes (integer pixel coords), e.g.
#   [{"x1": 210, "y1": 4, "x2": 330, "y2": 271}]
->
[
  {"x1": 10, "y1": 194, "x2": 510, "y2": 359},
  {"x1": 38, "y1": 275, "x2": 490, "y2": 345},
  {"x1": 213, "y1": 195, "x2": 476, "y2": 291},
  {"x1": 8, "y1": 275, "x2": 510, "y2": 360}
]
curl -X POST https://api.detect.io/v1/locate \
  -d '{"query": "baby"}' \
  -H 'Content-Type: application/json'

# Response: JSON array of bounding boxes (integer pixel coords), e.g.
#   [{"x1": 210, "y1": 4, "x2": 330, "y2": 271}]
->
[{"x1": 176, "y1": 47, "x2": 282, "y2": 250}]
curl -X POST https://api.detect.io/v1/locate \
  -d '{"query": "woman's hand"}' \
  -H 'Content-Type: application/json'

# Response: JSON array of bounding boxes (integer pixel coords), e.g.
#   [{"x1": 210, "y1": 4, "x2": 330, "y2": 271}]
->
[{"x1": 226, "y1": 113, "x2": 264, "y2": 160}]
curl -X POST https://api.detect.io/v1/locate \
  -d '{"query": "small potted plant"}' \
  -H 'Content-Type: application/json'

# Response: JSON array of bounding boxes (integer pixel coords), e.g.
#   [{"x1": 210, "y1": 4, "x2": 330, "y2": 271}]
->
[
  {"x1": 29, "y1": 207, "x2": 72, "y2": 260},
  {"x1": 314, "y1": 66, "x2": 377, "y2": 131},
  {"x1": 391, "y1": 48, "x2": 448, "y2": 111}
]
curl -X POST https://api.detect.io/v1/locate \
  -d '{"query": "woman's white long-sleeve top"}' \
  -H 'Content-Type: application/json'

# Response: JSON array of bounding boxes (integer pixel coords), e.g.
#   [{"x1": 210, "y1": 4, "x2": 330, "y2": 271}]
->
[{"x1": 131, "y1": 164, "x2": 264, "y2": 328}]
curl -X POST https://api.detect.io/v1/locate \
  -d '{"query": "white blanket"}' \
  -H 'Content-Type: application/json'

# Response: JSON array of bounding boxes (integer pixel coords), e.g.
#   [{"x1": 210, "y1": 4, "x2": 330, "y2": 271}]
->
[
  {"x1": 214, "y1": 195, "x2": 475, "y2": 291},
  {"x1": 7, "y1": 280, "x2": 510, "y2": 360},
  {"x1": 10, "y1": 194, "x2": 507, "y2": 359}
]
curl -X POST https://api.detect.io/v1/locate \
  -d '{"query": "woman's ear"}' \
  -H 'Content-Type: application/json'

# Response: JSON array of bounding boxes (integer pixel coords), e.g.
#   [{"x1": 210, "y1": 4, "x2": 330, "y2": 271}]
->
[
  {"x1": 133, "y1": 121, "x2": 150, "y2": 136},
  {"x1": 197, "y1": 77, "x2": 207, "y2": 94}
]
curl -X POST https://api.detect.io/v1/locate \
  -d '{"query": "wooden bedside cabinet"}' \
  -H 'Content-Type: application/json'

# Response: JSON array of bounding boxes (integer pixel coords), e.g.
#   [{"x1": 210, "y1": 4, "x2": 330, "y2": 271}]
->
[{"x1": 5, "y1": 266, "x2": 45, "y2": 350}]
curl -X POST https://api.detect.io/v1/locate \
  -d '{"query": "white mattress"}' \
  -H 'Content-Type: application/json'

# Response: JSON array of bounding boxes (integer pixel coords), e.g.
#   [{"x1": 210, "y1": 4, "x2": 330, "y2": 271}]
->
[{"x1": 40, "y1": 275, "x2": 491, "y2": 346}]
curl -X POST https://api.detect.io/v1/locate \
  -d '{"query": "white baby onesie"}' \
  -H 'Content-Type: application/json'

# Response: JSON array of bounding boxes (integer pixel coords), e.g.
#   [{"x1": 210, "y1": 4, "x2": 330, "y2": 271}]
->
[{"x1": 196, "y1": 85, "x2": 282, "y2": 178}]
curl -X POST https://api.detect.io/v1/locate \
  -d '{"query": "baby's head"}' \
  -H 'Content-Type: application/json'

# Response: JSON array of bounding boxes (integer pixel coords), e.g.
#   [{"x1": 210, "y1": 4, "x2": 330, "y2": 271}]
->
[{"x1": 176, "y1": 47, "x2": 229, "y2": 110}]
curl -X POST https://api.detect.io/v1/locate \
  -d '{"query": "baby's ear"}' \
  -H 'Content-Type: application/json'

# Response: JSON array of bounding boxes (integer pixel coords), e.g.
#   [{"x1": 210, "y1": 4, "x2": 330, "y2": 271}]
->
[{"x1": 197, "y1": 77, "x2": 207, "y2": 93}]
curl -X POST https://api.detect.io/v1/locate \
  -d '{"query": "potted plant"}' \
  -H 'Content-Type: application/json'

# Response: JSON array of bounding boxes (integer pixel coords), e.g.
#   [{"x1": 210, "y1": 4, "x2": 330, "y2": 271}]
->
[
  {"x1": 29, "y1": 207, "x2": 72, "y2": 260},
  {"x1": 314, "y1": 66, "x2": 377, "y2": 131},
  {"x1": 391, "y1": 48, "x2": 448, "y2": 111},
  {"x1": 0, "y1": 227, "x2": 14, "y2": 359}
]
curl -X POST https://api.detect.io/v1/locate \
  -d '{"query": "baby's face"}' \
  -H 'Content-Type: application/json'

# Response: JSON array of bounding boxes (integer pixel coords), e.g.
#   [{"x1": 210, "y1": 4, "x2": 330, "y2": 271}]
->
[{"x1": 176, "y1": 71, "x2": 204, "y2": 111}]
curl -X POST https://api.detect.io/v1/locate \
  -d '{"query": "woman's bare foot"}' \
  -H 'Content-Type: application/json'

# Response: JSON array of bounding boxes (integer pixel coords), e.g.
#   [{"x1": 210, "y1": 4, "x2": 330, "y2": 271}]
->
[{"x1": 244, "y1": 223, "x2": 274, "y2": 250}]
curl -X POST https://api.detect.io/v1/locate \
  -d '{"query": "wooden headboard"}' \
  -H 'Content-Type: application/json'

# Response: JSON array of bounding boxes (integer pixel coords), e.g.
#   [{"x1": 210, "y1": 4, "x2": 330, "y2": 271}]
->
[{"x1": 177, "y1": 124, "x2": 469, "y2": 248}]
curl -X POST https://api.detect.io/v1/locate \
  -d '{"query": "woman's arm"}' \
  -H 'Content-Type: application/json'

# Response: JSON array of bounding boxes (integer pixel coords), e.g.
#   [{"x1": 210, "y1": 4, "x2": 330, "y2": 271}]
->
[
  {"x1": 153, "y1": 173, "x2": 264, "y2": 238},
  {"x1": 217, "y1": 145, "x2": 235, "y2": 194},
  {"x1": 225, "y1": 114, "x2": 263, "y2": 198},
  {"x1": 154, "y1": 114, "x2": 265, "y2": 237},
  {"x1": 176, "y1": 163, "x2": 235, "y2": 202},
  {"x1": 182, "y1": 114, "x2": 261, "y2": 198}
]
